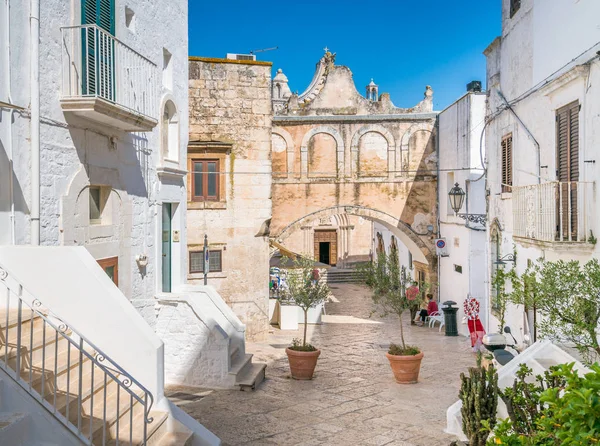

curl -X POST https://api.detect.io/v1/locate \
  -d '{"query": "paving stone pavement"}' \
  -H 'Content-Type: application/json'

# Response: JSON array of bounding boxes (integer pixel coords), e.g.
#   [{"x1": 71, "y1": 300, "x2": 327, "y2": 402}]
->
[{"x1": 167, "y1": 283, "x2": 475, "y2": 446}]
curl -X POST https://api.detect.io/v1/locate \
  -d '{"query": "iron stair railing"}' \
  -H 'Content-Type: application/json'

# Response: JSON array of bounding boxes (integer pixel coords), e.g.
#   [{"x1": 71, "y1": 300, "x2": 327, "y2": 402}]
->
[{"x1": 0, "y1": 265, "x2": 154, "y2": 445}]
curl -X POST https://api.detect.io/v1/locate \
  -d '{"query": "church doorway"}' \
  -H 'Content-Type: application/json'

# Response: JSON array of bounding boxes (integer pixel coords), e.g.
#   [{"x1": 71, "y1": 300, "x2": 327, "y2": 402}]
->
[{"x1": 314, "y1": 230, "x2": 337, "y2": 266}]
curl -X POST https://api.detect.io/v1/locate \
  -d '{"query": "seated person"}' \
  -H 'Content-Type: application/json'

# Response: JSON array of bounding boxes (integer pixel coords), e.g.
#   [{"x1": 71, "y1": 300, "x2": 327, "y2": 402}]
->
[{"x1": 418, "y1": 294, "x2": 438, "y2": 326}]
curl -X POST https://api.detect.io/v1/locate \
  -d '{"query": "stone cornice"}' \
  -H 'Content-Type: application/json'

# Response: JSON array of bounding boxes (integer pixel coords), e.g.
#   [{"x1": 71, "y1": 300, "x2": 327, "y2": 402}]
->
[
  {"x1": 273, "y1": 113, "x2": 439, "y2": 124},
  {"x1": 189, "y1": 56, "x2": 272, "y2": 67}
]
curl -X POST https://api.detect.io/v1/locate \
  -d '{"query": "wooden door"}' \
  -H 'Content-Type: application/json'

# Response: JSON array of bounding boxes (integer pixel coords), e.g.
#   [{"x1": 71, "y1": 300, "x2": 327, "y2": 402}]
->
[{"x1": 314, "y1": 230, "x2": 337, "y2": 266}]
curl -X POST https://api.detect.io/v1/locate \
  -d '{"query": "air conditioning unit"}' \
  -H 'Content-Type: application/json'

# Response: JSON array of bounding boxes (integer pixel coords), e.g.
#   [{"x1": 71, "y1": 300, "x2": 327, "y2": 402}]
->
[
  {"x1": 226, "y1": 53, "x2": 256, "y2": 61},
  {"x1": 466, "y1": 80, "x2": 482, "y2": 93},
  {"x1": 435, "y1": 238, "x2": 449, "y2": 257}
]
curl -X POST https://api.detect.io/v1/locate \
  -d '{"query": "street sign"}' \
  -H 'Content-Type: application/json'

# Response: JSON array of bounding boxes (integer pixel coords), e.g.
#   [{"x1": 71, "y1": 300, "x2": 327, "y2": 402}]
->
[{"x1": 435, "y1": 238, "x2": 449, "y2": 257}]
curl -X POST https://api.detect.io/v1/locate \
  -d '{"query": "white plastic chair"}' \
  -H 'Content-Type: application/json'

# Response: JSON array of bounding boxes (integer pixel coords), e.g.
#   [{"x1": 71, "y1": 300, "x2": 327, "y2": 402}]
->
[{"x1": 428, "y1": 311, "x2": 445, "y2": 331}]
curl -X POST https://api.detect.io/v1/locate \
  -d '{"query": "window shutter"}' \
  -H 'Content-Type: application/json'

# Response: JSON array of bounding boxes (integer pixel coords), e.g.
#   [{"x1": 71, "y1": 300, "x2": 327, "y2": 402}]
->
[
  {"x1": 501, "y1": 134, "x2": 512, "y2": 193},
  {"x1": 82, "y1": 0, "x2": 114, "y2": 33},
  {"x1": 81, "y1": 0, "x2": 114, "y2": 97},
  {"x1": 556, "y1": 101, "x2": 580, "y2": 240}
]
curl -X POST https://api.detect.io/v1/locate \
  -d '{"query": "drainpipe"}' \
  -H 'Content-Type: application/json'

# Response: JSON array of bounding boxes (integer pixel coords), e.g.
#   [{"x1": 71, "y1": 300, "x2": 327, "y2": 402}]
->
[
  {"x1": 30, "y1": 0, "x2": 40, "y2": 245},
  {"x1": 435, "y1": 116, "x2": 441, "y2": 304},
  {"x1": 5, "y1": 0, "x2": 15, "y2": 244}
]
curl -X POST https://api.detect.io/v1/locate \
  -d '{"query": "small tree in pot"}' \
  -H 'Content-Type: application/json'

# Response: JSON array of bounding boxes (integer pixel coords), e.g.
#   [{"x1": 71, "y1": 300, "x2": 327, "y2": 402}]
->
[
  {"x1": 361, "y1": 251, "x2": 424, "y2": 383},
  {"x1": 282, "y1": 257, "x2": 330, "y2": 380}
]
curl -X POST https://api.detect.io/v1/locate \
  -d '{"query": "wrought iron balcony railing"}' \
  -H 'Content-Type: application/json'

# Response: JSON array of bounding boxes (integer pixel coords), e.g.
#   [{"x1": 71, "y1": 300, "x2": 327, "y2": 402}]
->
[
  {"x1": 60, "y1": 25, "x2": 158, "y2": 131},
  {"x1": 512, "y1": 181, "x2": 595, "y2": 243}
]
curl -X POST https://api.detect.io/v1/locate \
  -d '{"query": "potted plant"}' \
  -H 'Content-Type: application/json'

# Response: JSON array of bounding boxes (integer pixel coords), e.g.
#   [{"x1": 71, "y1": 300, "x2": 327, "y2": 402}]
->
[
  {"x1": 361, "y1": 252, "x2": 424, "y2": 383},
  {"x1": 282, "y1": 257, "x2": 330, "y2": 380}
]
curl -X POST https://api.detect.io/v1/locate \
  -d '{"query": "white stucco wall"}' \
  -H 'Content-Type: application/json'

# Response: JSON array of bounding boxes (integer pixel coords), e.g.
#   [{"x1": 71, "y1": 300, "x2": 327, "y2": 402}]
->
[
  {"x1": 438, "y1": 92, "x2": 488, "y2": 336},
  {"x1": 0, "y1": 0, "x2": 189, "y2": 309},
  {"x1": 485, "y1": 0, "x2": 600, "y2": 340},
  {"x1": 372, "y1": 221, "x2": 411, "y2": 272}
]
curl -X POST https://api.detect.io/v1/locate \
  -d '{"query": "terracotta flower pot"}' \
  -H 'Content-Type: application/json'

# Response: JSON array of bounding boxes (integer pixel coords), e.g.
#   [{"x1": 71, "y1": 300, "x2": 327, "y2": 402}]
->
[
  {"x1": 385, "y1": 351, "x2": 424, "y2": 384},
  {"x1": 286, "y1": 348, "x2": 321, "y2": 380}
]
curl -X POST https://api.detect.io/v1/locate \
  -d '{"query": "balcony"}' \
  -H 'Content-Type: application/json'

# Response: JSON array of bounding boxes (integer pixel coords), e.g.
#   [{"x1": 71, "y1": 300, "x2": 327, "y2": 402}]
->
[
  {"x1": 60, "y1": 25, "x2": 158, "y2": 132},
  {"x1": 513, "y1": 181, "x2": 595, "y2": 243}
]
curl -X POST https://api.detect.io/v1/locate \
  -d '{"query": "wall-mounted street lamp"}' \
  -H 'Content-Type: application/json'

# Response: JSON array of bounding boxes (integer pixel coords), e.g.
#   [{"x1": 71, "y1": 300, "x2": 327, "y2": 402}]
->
[
  {"x1": 448, "y1": 183, "x2": 487, "y2": 226},
  {"x1": 494, "y1": 253, "x2": 517, "y2": 266}
]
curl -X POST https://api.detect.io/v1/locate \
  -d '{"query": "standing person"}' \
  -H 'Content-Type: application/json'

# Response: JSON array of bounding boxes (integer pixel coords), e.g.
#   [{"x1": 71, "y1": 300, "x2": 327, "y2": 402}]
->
[
  {"x1": 311, "y1": 267, "x2": 320, "y2": 285},
  {"x1": 464, "y1": 296, "x2": 486, "y2": 352},
  {"x1": 405, "y1": 281, "x2": 420, "y2": 325}
]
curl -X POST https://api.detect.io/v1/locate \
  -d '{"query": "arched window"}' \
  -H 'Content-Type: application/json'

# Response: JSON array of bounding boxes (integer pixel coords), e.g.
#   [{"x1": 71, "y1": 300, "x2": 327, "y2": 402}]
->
[
  {"x1": 162, "y1": 100, "x2": 179, "y2": 163},
  {"x1": 276, "y1": 83, "x2": 282, "y2": 99}
]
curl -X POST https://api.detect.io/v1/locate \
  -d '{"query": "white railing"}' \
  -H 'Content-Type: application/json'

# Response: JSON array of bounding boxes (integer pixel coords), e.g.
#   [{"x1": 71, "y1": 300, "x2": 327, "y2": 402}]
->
[
  {"x1": 513, "y1": 181, "x2": 595, "y2": 242},
  {"x1": 61, "y1": 25, "x2": 158, "y2": 120},
  {"x1": 0, "y1": 266, "x2": 154, "y2": 445}
]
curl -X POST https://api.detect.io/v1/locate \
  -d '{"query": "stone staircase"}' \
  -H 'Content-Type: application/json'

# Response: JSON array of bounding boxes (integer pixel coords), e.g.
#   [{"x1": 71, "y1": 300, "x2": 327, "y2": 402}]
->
[
  {"x1": 325, "y1": 268, "x2": 364, "y2": 284},
  {"x1": 228, "y1": 346, "x2": 266, "y2": 391},
  {"x1": 158, "y1": 286, "x2": 266, "y2": 392},
  {"x1": 0, "y1": 308, "x2": 193, "y2": 445}
]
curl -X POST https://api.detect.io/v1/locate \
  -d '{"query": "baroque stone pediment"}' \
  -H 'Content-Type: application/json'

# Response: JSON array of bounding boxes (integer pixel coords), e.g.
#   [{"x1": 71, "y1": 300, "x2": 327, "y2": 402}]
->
[{"x1": 274, "y1": 51, "x2": 434, "y2": 117}]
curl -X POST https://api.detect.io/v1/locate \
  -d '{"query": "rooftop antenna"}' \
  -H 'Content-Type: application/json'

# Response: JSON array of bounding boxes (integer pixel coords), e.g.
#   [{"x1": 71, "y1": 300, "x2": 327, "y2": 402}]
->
[{"x1": 249, "y1": 46, "x2": 278, "y2": 55}]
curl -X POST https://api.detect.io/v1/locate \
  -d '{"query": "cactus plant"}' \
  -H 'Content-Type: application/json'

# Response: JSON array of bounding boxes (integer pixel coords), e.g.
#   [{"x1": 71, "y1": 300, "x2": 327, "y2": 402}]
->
[{"x1": 458, "y1": 365, "x2": 498, "y2": 446}]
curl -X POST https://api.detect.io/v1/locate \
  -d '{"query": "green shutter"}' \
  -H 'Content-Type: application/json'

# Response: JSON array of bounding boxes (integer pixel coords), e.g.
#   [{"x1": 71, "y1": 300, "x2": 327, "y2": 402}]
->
[
  {"x1": 82, "y1": 0, "x2": 114, "y2": 33},
  {"x1": 81, "y1": 0, "x2": 115, "y2": 98}
]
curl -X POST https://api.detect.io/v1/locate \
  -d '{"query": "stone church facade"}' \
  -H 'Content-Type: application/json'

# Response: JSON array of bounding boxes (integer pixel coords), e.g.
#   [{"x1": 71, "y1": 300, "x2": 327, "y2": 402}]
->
[{"x1": 270, "y1": 51, "x2": 439, "y2": 285}]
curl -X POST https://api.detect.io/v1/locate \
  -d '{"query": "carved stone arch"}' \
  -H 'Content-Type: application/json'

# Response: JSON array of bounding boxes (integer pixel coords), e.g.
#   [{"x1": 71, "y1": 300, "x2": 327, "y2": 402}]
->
[
  {"x1": 489, "y1": 217, "x2": 503, "y2": 241},
  {"x1": 350, "y1": 124, "x2": 395, "y2": 178},
  {"x1": 300, "y1": 126, "x2": 345, "y2": 178},
  {"x1": 398, "y1": 122, "x2": 434, "y2": 175},
  {"x1": 272, "y1": 127, "x2": 295, "y2": 178},
  {"x1": 273, "y1": 205, "x2": 433, "y2": 266},
  {"x1": 60, "y1": 165, "x2": 133, "y2": 295}
]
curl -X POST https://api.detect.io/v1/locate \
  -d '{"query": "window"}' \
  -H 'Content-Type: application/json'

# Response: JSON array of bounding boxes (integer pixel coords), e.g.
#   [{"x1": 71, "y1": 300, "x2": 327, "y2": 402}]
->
[
  {"x1": 501, "y1": 134, "x2": 513, "y2": 193},
  {"x1": 82, "y1": 0, "x2": 115, "y2": 98},
  {"x1": 189, "y1": 250, "x2": 222, "y2": 273},
  {"x1": 89, "y1": 186, "x2": 110, "y2": 224},
  {"x1": 125, "y1": 6, "x2": 135, "y2": 32},
  {"x1": 97, "y1": 257, "x2": 118, "y2": 286},
  {"x1": 162, "y1": 100, "x2": 179, "y2": 162},
  {"x1": 89, "y1": 187, "x2": 101, "y2": 222},
  {"x1": 556, "y1": 101, "x2": 580, "y2": 240},
  {"x1": 510, "y1": 0, "x2": 521, "y2": 18},
  {"x1": 454, "y1": 264, "x2": 463, "y2": 274},
  {"x1": 191, "y1": 160, "x2": 220, "y2": 201}
]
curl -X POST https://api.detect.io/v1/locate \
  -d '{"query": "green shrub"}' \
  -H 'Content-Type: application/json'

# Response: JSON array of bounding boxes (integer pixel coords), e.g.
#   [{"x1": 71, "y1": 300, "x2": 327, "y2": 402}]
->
[
  {"x1": 487, "y1": 362, "x2": 600, "y2": 445},
  {"x1": 288, "y1": 338, "x2": 317, "y2": 352},
  {"x1": 459, "y1": 365, "x2": 498, "y2": 446},
  {"x1": 388, "y1": 343, "x2": 420, "y2": 356}
]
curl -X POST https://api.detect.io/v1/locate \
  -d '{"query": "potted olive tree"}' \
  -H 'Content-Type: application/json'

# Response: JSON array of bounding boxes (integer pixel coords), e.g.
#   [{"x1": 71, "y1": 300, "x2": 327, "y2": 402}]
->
[
  {"x1": 282, "y1": 257, "x2": 330, "y2": 380},
  {"x1": 361, "y1": 251, "x2": 424, "y2": 383}
]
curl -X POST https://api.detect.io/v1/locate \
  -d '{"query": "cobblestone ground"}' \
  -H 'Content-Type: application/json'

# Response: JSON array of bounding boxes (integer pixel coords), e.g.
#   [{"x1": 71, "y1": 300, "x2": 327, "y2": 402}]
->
[{"x1": 168, "y1": 283, "x2": 475, "y2": 446}]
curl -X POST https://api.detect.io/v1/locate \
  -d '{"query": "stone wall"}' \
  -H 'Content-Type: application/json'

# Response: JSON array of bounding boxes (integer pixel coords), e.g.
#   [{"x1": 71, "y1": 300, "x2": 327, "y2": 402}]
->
[{"x1": 188, "y1": 57, "x2": 272, "y2": 341}]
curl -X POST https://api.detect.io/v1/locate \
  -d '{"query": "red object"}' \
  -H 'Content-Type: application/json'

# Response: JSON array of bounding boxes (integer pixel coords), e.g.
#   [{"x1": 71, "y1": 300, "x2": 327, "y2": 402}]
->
[
  {"x1": 406, "y1": 285, "x2": 419, "y2": 301},
  {"x1": 427, "y1": 300, "x2": 438, "y2": 315},
  {"x1": 468, "y1": 319, "x2": 486, "y2": 348},
  {"x1": 312, "y1": 269, "x2": 320, "y2": 281}
]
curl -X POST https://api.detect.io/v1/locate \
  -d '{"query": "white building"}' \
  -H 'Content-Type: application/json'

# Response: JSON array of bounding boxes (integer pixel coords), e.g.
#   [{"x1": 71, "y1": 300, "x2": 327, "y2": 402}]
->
[
  {"x1": 484, "y1": 0, "x2": 600, "y2": 340},
  {"x1": 0, "y1": 0, "x2": 188, "y2": 302},
  {"x1": 438, "y1": 86, "x2": 488, "y2": 335},
  {"x1": 0, "y1": 1, "x2": 230, "y2": 444}
]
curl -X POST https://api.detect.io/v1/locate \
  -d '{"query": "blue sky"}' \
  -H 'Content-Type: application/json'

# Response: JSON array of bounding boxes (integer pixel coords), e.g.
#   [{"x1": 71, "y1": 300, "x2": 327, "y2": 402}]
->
[{"x1": 189, "y1": 1, "x2": 501, "y2": 111}]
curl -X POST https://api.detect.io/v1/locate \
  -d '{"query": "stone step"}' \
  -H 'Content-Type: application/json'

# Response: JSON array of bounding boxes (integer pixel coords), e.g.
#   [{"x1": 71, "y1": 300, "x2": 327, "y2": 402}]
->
[
  {"x1": 235, "y1": 362, "x2": 266, "y2": 391},
  {"x1": 228, "y1": 353, "x2": 252, "y2": 377},
  {"x1": 154, "y1": 427, "x2": 194, "y2": 446}
]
